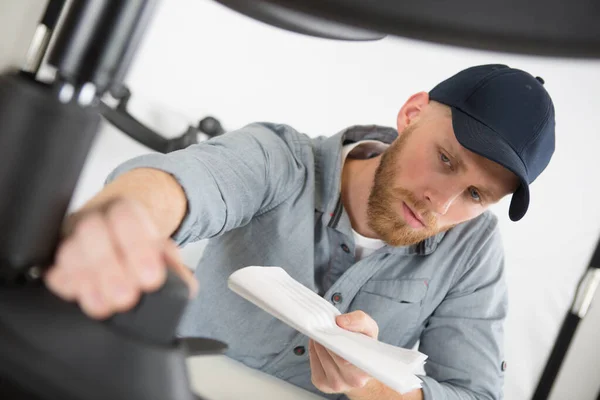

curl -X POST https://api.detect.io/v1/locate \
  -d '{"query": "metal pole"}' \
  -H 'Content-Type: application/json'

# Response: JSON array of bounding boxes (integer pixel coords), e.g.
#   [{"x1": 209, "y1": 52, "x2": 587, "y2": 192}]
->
[{"x1": 532, "y1": 239, "x2": 600, "y2": 399}]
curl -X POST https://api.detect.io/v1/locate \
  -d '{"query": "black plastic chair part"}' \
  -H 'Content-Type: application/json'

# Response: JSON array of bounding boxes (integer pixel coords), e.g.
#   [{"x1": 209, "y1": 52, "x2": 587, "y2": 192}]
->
[{"x1": 224, "y1": 0, "x2": 600, "y2": 58}]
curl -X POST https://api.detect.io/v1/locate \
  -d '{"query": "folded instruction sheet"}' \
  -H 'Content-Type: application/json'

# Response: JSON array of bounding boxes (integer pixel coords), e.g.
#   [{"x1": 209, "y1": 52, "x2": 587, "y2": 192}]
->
[{"x1": 228, "y1": 266, "x2": 428, "y2": 394}]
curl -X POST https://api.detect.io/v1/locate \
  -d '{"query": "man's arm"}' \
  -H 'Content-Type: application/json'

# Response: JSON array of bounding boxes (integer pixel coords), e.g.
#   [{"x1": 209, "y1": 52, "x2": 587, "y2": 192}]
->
[
  {"x1": 416, "y1": 221, "x2": 508, "y2": 400},
  {"x1": 46, "y1": 123, "x2": 307, "y2": 319},
  {"x1": 347, "y1": 380, "x2": 422, "y2": 400},
  {"x1": 103, "y1": 122, "x2": 307, "y2": 246},
  {"x1": 63, "y1": 167, "x2": 187, "y2": 239}
]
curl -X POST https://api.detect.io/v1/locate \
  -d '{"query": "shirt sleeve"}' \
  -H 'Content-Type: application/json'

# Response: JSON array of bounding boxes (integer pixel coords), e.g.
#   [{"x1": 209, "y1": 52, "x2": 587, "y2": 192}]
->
[
  {"x1": 104, "y1": 122, "x2": 307, "y2": 246},
  {"x1": 418, "y1": 220, "x2": 508, "y2": 400}
]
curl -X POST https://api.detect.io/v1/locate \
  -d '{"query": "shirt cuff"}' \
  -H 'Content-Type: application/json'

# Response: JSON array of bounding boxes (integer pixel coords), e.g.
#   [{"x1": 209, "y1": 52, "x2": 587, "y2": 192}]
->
[{"x1": 419, "y1": 375, "x2": 448, "y2": 400}]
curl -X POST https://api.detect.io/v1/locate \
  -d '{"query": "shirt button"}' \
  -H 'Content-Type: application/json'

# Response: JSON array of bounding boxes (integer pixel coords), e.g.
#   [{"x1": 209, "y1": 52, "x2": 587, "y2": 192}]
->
[
  {"x1": 341, "y1": 244, "x2": 350, "y2": 253},
  {"x1": 293, "y1": 346, "x2": 306, "y2": 356},
  {"x1": 501, "y1": 361, "x2": 507, "y2": 371},
  {"x1": 331, "y1": 292, "x2": 343, "y2": 304}
]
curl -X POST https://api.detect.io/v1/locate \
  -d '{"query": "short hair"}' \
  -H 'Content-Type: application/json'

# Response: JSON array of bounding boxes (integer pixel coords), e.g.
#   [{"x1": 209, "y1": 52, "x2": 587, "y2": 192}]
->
[{"x1": 429, "y1": 99, "x2": 452, "y2": 117}]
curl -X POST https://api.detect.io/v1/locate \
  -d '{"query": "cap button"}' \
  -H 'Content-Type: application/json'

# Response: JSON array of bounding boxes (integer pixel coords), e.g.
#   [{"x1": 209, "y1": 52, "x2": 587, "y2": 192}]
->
[{"x1": 535, "y1": 76, "x2": 545, "y2": 85}]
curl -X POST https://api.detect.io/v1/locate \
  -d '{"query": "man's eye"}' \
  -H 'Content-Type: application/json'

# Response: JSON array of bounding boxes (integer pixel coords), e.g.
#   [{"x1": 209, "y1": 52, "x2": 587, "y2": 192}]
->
[
  {"x1": 440, "y1": 152, "x2": 451, "y2": 165},
  {"x1": 469, "y1": 187, "x2": 481, "y2": 201}
]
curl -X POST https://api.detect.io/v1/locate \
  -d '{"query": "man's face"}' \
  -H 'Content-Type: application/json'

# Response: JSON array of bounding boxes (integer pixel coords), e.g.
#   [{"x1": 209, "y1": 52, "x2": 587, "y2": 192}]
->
[{"x1": 367, "y1": 104, "x2": 519, "y2": 247}]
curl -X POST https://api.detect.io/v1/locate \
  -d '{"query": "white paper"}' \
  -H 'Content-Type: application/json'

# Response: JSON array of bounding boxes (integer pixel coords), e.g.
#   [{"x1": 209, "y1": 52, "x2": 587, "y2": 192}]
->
[{"x1": 227, "y1": 266, "x2": 428, "y2": 394}]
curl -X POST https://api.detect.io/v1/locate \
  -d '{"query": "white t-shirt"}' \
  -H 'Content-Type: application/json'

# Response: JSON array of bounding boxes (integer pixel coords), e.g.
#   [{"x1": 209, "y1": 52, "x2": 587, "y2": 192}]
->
[{"x1": 341, "y1": 141, "x2": 389, "y2": 260}]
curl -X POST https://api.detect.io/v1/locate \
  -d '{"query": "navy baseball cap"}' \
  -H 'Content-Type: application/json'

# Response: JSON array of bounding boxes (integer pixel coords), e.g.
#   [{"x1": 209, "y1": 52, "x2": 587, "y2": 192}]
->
[{"x1": 429, "y1": 64, "x2": 556, "y2": 221}]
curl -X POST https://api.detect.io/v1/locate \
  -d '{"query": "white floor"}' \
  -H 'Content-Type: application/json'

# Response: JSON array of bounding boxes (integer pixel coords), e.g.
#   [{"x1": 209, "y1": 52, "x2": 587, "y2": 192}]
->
[{"x1": 187, "y1": 355, "x2": 325, "y2": 400}]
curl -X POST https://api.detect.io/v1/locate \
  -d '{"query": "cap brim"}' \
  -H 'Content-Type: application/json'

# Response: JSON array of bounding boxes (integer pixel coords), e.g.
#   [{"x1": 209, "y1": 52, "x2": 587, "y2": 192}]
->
[{"x1": 451, "y1": 107, "x2": 530, "y2": 221}]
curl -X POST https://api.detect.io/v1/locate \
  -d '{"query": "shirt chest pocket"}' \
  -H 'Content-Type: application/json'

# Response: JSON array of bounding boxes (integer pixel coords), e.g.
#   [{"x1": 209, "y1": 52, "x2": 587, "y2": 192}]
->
[{"x1": 349, "y1": 279, "x2": 428, "y2": 347}]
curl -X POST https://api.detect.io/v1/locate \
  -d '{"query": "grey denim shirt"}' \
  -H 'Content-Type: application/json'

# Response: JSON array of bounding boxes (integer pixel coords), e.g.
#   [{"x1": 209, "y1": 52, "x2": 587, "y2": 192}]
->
[{"x1": 107, "y1": 122, "x2": 507, "y2": 400}]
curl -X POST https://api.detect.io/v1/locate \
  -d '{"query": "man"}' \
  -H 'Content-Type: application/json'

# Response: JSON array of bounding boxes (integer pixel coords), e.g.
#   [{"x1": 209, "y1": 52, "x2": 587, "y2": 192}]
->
[{"x1": 45, "y1": 64, "x2": 555, "y2": 399}]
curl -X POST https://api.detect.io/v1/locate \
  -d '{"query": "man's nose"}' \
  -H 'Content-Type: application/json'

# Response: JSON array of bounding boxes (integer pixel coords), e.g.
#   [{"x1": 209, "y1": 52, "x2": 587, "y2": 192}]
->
[{"x1": 424, "y1": 184, "x2": 462, "y2": 215}]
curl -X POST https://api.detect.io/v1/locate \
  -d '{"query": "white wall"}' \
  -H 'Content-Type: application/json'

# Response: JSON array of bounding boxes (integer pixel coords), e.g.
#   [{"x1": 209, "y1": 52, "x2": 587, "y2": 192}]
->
[
  {"x1": 0, "y1": 0, "x2": 46, "y2": 73},
  {"x1": 65, "y1": 1, "x2": 600, "y2": 399}
]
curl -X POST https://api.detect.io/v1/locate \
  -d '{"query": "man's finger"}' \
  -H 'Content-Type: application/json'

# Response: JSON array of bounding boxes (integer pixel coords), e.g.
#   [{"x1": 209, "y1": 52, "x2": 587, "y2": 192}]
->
[
  {"x1": 107, "y1": 201, "x2": 166, "y2": 292},
  {"x1": 309, "y1": 340, "x2": 328, "y2": 390},
  {"x1": 313, "y1": 340, "x2": 346, "y2": 393},
  {"x1": 77, "y1": 214, "x2": 138, "y2": 313},
  {"x1": 325, "y1": 348, "x2": 371, "y2": 389},
  {"x1": 326, "y1": 347, "x2": 352, "y2": 368},
  {"x1": 45, "y1": 237, "x2": 81, "y2": 301},
  {"x1": 163, "y1": 240, "x2": 199, "y2": 298},
  {"x1": 78, "y1": 272, "x2": 112, "y2": 320},
  {"x1": 336, "y1": 310, "x2": 379, "y2": 339}
]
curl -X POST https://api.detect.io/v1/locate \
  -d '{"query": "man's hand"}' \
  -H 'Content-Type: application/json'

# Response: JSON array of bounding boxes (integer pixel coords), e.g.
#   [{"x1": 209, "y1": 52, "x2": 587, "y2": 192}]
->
[
  {"x1": 44, "y1": 198, "x2": 198, "y2": 320},
  {"x1": 309, "y1": 310, "x2": 379, "y2": 394}
]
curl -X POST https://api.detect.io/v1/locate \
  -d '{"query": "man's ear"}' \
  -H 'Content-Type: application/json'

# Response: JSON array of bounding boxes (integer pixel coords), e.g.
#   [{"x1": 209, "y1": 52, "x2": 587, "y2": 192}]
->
[{"x1": 396, "y1": 92, "x2": 430, "y2": 133}]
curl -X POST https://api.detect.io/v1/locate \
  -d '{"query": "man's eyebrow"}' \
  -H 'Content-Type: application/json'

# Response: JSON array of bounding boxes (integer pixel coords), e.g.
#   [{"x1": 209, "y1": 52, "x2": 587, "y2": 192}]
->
[
  {"x1": 476, "y1": 185, "x2": 496, "y2": 201},
  {"x1": 441, "y1": 139, "x2": 500, "y2": 200},
  {"x1": 440, "y1": 140, "x2": 462, "y2": 167}
]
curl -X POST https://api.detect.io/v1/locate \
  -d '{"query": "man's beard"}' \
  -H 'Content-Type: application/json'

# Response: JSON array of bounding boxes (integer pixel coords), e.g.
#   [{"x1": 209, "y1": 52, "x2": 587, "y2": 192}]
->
[{"x1": 366, "y1": 126, "x2": 448, "y2": 247}]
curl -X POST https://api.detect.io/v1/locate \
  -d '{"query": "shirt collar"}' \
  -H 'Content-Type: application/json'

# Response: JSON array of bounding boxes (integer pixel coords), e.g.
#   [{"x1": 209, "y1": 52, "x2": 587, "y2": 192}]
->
[{"x1": 315, "y1": 124, "x2": 398, "y2": 213}]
